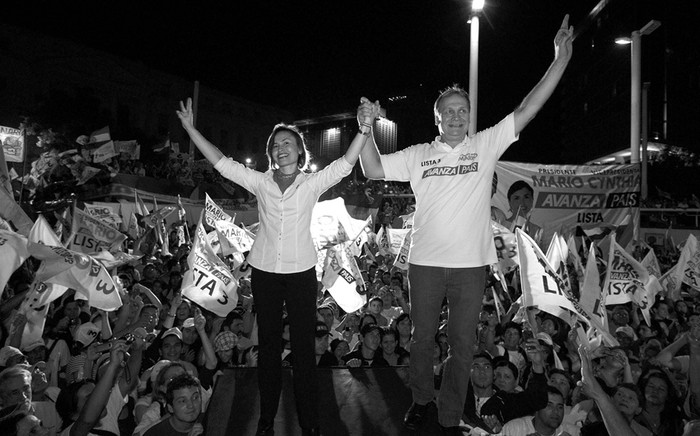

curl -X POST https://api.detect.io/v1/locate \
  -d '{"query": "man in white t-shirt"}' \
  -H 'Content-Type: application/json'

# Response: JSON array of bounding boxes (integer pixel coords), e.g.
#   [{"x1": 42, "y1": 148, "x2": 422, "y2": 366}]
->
[
  {"x1": 359, "y1": 16, "x2": 573, "y2": 434},
  {"x1": 501, "y1": 386, "x2": 566, "y2": 436}
]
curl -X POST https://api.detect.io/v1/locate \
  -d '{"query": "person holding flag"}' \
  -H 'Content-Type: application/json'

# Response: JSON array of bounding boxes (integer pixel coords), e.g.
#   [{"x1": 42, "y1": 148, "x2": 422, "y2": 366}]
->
[
  {"x1": 358, "y1": 15, "x2": 573, "y2": 433},
  {"x1": 176, "y1": 97, "x2": 378, "y2": 436}
]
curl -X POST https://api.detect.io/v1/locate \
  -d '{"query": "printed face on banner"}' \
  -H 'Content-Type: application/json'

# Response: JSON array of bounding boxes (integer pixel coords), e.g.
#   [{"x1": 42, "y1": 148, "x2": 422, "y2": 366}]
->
[{"x1": 494, "y1": 162, "x2": 640, "y2": 248}]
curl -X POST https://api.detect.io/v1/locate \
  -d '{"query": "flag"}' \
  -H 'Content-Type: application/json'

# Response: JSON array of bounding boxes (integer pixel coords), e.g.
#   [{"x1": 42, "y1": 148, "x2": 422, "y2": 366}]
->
[
  {"x1": 567, "y1": 234, "x2": 585, "y2": 288},
  {"x1": 1, "y1": 125, "x2": 25, "y2": 163},
  {"x1": 641, "y1": 248, "x2": 662, "y2": 279},
  {"x1": 578, "y1": 243, "x2": 613, "y2": 342},
  {"x1": 321, "y1": 242, "x2": 366, "y2": 313},
  {"x1": 0, "y1": 229, "x2": 30, "y2": 297},
  {"x1": 91, "y1": 141, "x2": 117, "y2": 163},
  {"x1": 134, "y1": 190, "x2": 150, "y2": 217},
  {"x1": 177, "y1": 195, "x2": 187, "y2": 222},
  {"x1": 214, "y1": 220, "x2": 255, "y2": 257},
  {"x1": 385, "y1": 228, "x2": 411, "y2": 256},
  {"x1": 660, "y1": 234, "x2": 697, "y2": 300},
  {"x1": 310, "y1": 197, "x2": 357, "y2": 249},
  {"x1": 603, "y1": 234, "x2": 663, "y2": 325},
  {"x1": 68, "y1": 208, "x2": 127, "y2": 254},
  {"x1": 0, "y1": 187, "x2": 33, "y2": 236},
  {"x1": 204, "y1": 193, "x2": 235, "y2": 228},
  {"x1": 680, "y1": 234, "x2": 700, "y2": 292},
  {"x1": 181, "y1": 217, "x2": 238, "y2": 317},
  {"x1": 545, "y1": 233, "x2": 573, "y2": 297},
  {"x1": 492, "y1": 220, "x2": 519, "y2": 273},
  {"x1": 29, "y1": 243, "x2": 122, "y2": 311},
  {"x1": 83, "y1": 203, "x2": 122, "y2": 229},
  {"x1": 375, "y1": 226, "x2": 390, "y2": 256},
  {"x1": 0, "y1": 140, "x2": 13, "y2": 194},
  {"x1": 347, "y1": 216, "x2": 372, "y2": 258},
  {"x1": 517, "y1": 228, "x2": 608, "y2": 336},
  {"x1": 393, "y1": 230, "x2": 412, "y2": 270},
  {"x1": 88, "y1": 126, "x2": 111, "y2": 144},
  {"x1": 126, "y1": 212, "x2": 141, "y2": 239},
  {"x1": 18, "y1": 279, "x2": 67, "y2": 349}
]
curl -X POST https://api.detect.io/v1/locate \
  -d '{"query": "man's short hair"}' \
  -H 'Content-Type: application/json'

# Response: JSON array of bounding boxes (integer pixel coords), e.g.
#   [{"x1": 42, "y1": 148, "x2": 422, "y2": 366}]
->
[
  {"x1": 165, "y1": 372, "x2": 201, "y2": 406},
  {"x1": 493, "y1": 356, "x2": 519, "y2": 381},
  {"x1": 546, "y1": 385, "x2": 565, "y2": 402},
  {"x1": 368, "y1": 296, "x2": 383, "y2": 306},
  {"x1": 502, "y1": 321, "x2": 522, "y2": 336},
  {"x1": 0, "y1": 367, "x2": 31, "y2": 391},
  {"x1": 433, "y1": 84, "x2": 470, "y2": 119}
]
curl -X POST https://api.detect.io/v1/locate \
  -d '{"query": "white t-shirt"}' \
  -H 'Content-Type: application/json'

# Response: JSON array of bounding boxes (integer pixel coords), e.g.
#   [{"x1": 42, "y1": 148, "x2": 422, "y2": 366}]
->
[
  {"x1": 379, "y1": 114, "x2": 517, "y2": 267},
  {"x1": 501, "y1": 415, "x2": 565, "y2": 436}
]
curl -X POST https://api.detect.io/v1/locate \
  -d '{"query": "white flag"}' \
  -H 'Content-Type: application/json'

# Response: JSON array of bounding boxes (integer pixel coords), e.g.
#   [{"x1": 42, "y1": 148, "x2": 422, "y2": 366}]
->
[
  {"x1": 603, "y1": 234, "x2": 662, "y2": 326},
  {"x1": 392, "y1": 230, "x2": 412, "y2": 270},
  {"x1": 578, "y1": 243, "x2": 612, "y2": 342},
  {"x1": 214, "y1": 220, "x2": 255, "y2": 257},
  {"x1": 29, "y1": 243, "x2": 122, "y2": 311},
  {"x1": 204, "y1": 194, "x2": 235, "y2": 228},
  {"x1": 68, "y1": 208, "x2": 126, "y2": 254},
  {"x1": 181, "y1": 218, "x2": 238, "y2": 317},
  {"x1": 0, "y1": 230, "x2": 30, "y2": 297},
  {"x1": 322, "y1": 242, "x2": 366, "y2": 313}
]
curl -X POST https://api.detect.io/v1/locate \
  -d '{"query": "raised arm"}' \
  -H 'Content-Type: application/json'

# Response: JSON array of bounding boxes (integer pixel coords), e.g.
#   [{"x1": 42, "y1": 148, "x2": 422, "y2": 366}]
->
[
  {"x1": 578, "y1": 345, "x2": 636, "y2": 436},
  {"x1": 513, "y1": 14, "x2": 573, "y2": 136},
  {"x1": 358, "y1": 98, "x2": 386, "y2": 179},
  {"x1": 176, "y1": 98, "x2": 225, "y2": 165}
]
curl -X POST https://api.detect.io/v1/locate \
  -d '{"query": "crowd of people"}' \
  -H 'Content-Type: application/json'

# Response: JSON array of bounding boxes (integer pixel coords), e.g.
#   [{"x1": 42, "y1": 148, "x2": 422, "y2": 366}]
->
[{"x1": 1, "y1": 12, "x2": 699, "y2": 436}]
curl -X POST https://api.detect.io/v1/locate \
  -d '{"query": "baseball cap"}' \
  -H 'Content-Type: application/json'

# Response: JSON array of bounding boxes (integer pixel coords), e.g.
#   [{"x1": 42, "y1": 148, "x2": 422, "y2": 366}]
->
[
  {"x1": 73, "y1": 322, "x2": 101, "y2": 346},
  {"x1": 615, "y1": 326, "x2": 637, "y2": 340},
  {"x1": 214, "y1": 331, "x2": 238, "y2": 352},
  {"x1": 162, "y1": 327, "x2": 183, "y2": 341},
  {"x1": 21, "y1": 339, "x2": 47, "y2": 353},
  {"x1": 150, "y1": 359, "x2": 172, "y2": 383},
  {"x1": 315, "y1": 321, "x2": 331, "y2": 338},
  {"x1": 0, "y1": 346, "x2": 25, "y2": 367},
  {"x1": 360, "y1": 323, "x2": 381, "y2": 337}
]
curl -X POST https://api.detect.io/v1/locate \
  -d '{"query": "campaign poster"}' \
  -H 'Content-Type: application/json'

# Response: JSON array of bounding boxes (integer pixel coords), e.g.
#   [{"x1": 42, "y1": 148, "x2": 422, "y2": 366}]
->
[
  {"x1": 1, "y1": 126, "x2": 24, "y2": 163},
  {"x1": 493, "y1": 162, "x2": 640, "y2": 247}
]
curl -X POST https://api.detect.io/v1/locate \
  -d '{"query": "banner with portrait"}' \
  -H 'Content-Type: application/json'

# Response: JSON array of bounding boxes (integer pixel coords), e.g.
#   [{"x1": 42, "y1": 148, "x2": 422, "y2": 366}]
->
[{"x1": 493, "y1": 162, "x2": 640, "y2": 248}]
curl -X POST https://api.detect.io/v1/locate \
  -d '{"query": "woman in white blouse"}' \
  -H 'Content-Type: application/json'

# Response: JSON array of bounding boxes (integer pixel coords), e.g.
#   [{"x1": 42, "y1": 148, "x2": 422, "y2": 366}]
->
[{"x1": 177, "y1": 97, "x2": 378, "y2": 436}]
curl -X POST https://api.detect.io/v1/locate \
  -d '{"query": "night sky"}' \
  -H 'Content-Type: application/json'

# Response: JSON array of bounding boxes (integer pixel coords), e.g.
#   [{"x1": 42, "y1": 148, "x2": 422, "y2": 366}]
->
[{"x1": 3, "y1": 0, "x2": 682, "y2": 163}]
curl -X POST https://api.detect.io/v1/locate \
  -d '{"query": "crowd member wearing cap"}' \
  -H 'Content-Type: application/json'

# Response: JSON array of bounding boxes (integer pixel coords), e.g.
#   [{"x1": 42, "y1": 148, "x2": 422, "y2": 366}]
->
[
  {"x1": 0, "y1": 347, "x2": 28, "y2": 371},
  {"x1": 286, "y1": 322, "x2": 338, "y2": 368},
  {"x1": 213, "y1": 331, "x2": 244, "y2": 369},
  {"x1": 341, "y1": 324, "x2": 388, "y2": 368},
  {"x1": 141, "y1": 327, "x2": 198, "y2": 385},
  {"x1": 461, "y1": 338, "x2": 549, "y2": 435},
  {"x1": 178, "y1": 96, "x2": 378, "y2": 436},
  {"x1": 64, "y1": 323, "x2": 101, "y2": 385}
]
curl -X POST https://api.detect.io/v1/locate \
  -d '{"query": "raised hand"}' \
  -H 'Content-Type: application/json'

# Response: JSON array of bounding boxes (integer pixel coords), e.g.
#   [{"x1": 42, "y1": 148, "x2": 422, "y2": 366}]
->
[
  {"x1": 554, "y1": 14, "x2": 574, "y2": 63},
  {"x1": 193, "y1": 307, "x2": 207, "y2": 332},
  {"x1": 177, "y1": 98, "x2": 195, "y2": 129},
  {"x1": 357, "y1": 97, "x2": 380, "y2": 127}
]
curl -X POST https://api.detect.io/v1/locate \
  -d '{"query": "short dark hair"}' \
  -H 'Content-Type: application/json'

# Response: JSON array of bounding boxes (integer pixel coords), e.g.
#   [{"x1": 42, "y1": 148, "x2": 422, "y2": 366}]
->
[
  {"x1": 265, "y1": 123, "x2": 310, "y2": 171},
  {"x1": 434, "y1": 84, "x2": 470, "y2": 119},
  {"x1": 165, "y1": 372, "x2": 201, "y2": 406},
  {"x1": 493, "y1": 356, "x2": 519, "y2": 381},
  {"x1": 546, "y1": 385, "x2": 565, "y2": 402},
  {"x1": 503, "y1": 321, "x2": 522, "y2": 336},
  {"x1": 615, "y1": 383, "x2": 645, "y2": 408},
  {"x1": 507, "y1": 180, "x2": 534, "y2": 201}
]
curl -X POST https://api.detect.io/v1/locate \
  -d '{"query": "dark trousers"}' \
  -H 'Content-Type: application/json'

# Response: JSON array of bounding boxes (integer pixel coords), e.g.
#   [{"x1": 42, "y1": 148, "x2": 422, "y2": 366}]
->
[{"x1": 251, "y1": 266, "x2": 318, "y2": 429}]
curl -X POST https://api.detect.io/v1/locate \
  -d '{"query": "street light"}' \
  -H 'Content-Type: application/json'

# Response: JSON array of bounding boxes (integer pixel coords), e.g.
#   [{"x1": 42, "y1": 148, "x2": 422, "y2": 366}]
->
[
  {"x1": 468, "y1": 0, "x2": 484, "y2": 136},
  {"x1": 618, "y1": 20, "x2": 660, "y2": 165}
]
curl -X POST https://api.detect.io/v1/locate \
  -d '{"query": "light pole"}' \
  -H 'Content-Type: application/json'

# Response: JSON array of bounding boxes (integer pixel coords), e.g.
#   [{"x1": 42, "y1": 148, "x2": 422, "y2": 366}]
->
[
  {"x1": 468, "y1": 0, "x2": 484, "y2": 136},
  {"x1": 615, "y1": 20, "x2": 661, "y2": 164}
]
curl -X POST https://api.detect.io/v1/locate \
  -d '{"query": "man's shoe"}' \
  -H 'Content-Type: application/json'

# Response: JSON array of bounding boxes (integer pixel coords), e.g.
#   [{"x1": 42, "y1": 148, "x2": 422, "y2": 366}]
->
[
  {"x1": 403, "y1": 402, "x2": 429, "y2": 430},
  {"x1": 255, "y1": 419, "x2": 275, "y2": 436}
]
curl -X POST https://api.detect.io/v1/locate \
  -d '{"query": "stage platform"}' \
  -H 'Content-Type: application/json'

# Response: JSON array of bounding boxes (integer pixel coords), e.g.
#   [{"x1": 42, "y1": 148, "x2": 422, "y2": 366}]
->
[{"x1": 204, "y1": 367, "x2": 447, "y2": 436}]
